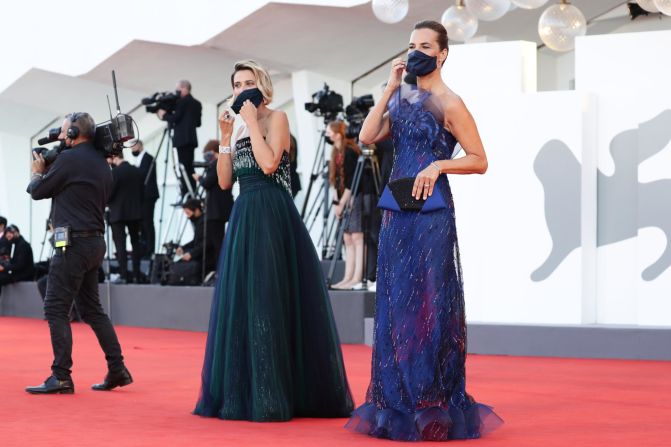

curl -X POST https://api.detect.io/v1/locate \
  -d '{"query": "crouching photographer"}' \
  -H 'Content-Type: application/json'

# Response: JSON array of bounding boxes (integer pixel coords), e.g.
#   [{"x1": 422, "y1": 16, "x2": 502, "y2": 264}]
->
[
  {"x1": 165, "y1": 199, "x2": 205, "y2": 285},
  {"x1": 0, "y1": 225, "x2": 34, "y2": 296},
  {"x1": 25, "y1": 112, "x2": 132, "y2": 395}
]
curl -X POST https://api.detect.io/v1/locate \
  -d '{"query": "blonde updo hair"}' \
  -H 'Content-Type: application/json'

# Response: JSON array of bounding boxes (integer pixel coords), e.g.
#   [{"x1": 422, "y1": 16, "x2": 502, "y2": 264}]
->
[{"x1": 230, "y1": 60, "x2": 273, "y2": 104}]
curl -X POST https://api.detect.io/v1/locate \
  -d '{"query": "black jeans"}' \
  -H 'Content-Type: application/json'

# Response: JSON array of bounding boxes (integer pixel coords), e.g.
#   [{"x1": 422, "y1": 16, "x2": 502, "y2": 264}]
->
[
  {"x1": 176, "y1": 145, "x2": 196, "y2": 197},
  {"x1": 140, "y1": 199, "x2": 157, "y2": 257},
  {"x1": 44, "y1": 236, "x2": 124, "y2": 379},
  {"x1": 111, "y1": 220, "x2": 142, "y2": 282}
]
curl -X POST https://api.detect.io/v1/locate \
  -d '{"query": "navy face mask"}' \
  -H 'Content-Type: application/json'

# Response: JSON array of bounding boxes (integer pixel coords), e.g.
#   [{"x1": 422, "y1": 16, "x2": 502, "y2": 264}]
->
[
  {"x1": 325, "y1": 136, "x2": 334, "y2": 145},
  {"x1": 204, "y1": 152, "x2": 216, "y2": 163},
  {"x1": 406, "y1": 50, "x2": 438, "y2": 77},
  {"x1": 231, "y1": 88, "x2": 265, "y2": 114}
]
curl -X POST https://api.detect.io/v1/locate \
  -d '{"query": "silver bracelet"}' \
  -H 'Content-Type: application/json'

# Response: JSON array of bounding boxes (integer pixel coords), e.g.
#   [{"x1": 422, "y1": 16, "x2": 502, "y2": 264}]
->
[
  {"x1": 32, "y1": 172, "x2": 44, "y2": 179},
  {"x1": 430, "y1": 162, "x2": 441, "y2": 173},
  {"x1": 218, "y1": 145, "x2": 231, "y2": 154}
]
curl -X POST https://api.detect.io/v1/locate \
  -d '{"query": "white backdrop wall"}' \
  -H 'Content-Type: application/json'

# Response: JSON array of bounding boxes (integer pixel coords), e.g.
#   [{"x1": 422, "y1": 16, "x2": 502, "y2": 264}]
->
[
  {"x1": 576, "y1": 30, "x2": 671, "y2": 326},
  {"x1": 442, "y1": 31, "x2": 671, "y2": 326}
]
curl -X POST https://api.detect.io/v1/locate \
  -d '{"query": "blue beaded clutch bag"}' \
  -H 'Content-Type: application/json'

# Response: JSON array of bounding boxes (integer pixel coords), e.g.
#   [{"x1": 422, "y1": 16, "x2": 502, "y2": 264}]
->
[{"x1": 378, "y1": 177, "x2": 447, "y2": 213}]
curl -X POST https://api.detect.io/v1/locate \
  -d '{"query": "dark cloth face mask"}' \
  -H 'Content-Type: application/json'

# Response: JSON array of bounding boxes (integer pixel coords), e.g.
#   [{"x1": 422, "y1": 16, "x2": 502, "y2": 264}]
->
[
  {"x1": 204, "y1": 152, "x2": 216, "y2": 163},
  {"x1": 231, "y1": 88, "x2": 265, "y2": 114},
  {"x1": 131, "y1": 150, "x2": 141, "y2": 157},
  {"x1": 406, "y1": 50, "x2": 438, "y2": 77},
  {"x1": 325, "y1": 136, "x2": 334, "y2": 145}
]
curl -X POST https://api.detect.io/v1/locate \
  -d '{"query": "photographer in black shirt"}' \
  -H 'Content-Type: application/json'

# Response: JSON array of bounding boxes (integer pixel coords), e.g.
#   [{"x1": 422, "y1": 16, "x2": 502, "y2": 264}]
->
[
  {"x1": 157, "y1": 80, "x2": 202, "y2": 199},
  {"x1": 25, "y1": 112, "x2": 132, "y2": 395}
]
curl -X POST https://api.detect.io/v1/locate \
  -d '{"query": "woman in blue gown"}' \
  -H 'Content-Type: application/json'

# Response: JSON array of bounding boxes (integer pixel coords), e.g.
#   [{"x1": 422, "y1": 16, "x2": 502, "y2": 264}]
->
[
  {"x1": 194, "y1": 60, "x2": 353, "y2": 422},
  {"x1": 345, "y1": 21, "x2": 503, "y2": 441}
]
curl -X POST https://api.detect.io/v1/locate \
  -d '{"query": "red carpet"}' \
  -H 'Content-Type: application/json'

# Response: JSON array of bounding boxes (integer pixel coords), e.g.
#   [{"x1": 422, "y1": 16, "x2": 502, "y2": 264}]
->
[{"x1": 0, "y1": 317, "x2": 669, "y2": 446}]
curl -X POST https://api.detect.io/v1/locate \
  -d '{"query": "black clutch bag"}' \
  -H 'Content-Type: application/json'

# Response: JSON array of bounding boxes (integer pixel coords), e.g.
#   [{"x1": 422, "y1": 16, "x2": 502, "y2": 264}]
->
[{"x1": 378, "y1": 177, "x2": 447, "y2": 213}]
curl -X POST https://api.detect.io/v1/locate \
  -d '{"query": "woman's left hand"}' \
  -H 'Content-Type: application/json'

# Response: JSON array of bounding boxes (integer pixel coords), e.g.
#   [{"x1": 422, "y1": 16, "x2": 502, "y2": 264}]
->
[
  {"x1": 239, "y1": 100, "x2": 257, "y2": 125},
  {"x1": 413, "y1": 164, "x2": 440, "y2": 200},
  {"x1": 335, "y1": 203, "x2": 344, "y2": 219}
]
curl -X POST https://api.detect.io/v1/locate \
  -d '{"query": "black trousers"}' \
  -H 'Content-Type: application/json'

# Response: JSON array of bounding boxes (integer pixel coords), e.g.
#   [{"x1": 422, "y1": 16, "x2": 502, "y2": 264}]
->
[
  {"x1": 44, "y1": 236, "x2": 124, "y2": 379},
  {"x1": 205, "y1": 219, "x2": 226, "y2": 273},
  {"x1": 140, "y1": 199, "x2": 157, "y2": 257},
  {"x1": 176, "y1": 145, "x2": 197, "y2": 197},
  {"x1": 111, "y1": 220, "x2": 141, "y2": 281}
]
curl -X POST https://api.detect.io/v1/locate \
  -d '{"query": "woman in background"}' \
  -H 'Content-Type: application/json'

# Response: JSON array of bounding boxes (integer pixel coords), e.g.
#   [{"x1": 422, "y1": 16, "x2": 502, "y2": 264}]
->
[{"x1": 327, "y1": 120, "x2": 365, "y2": 290}]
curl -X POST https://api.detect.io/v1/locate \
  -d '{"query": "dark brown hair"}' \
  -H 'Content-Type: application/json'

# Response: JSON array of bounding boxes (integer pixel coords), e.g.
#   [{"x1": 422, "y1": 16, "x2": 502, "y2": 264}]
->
[
  {"x1": 203, "y1": 139, "x2": 219, "y2": 154},
  {"x1": 414, "y1": 20, "x2": 449, "y2": 53}
]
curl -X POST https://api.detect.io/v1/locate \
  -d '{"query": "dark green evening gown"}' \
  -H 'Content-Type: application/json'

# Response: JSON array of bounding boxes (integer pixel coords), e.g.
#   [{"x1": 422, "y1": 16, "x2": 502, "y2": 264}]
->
[{"x1": 194, "y1": 133, "x2": 354, "y2": 422}]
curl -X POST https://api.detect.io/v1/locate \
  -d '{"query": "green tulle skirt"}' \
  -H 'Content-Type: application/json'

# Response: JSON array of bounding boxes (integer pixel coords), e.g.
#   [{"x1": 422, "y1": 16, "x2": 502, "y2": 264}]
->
[{"x1": 194, "y1": 174, "x2": 354, "y2": 421}]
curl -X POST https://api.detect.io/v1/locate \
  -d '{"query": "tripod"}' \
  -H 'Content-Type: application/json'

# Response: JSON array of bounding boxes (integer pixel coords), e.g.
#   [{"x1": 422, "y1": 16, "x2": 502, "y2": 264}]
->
[
  {"x1": 327, "y1": 147, "x2": 381, "y2": 289},
  {"x1": 300, "y1": 127, "x2": 334, "y2": 259},
  {"x1": 147, "y1": 125, "x2": 199, "y2": 284}
]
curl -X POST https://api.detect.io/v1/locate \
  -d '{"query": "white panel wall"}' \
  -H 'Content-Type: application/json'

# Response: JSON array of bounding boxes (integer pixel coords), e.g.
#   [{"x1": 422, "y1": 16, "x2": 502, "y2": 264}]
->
[
  {"x1": 576, "y1": 30, "x2": 671, "y2": 325},
  {"x1": 449, "y1": 92, "x2": 596, "y2": 324}
]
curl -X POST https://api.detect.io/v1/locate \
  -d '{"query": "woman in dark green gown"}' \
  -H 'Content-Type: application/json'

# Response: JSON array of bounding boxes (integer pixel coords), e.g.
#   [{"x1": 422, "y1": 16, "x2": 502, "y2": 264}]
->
[{"x1": 194, "y1": 60, "x2": 353, "y2": 422}]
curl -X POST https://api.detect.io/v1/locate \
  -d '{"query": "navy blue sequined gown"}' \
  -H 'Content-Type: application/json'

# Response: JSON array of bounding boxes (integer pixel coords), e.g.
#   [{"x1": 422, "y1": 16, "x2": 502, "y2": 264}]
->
[
  {"x1": 194, "y1": 131, "x2": 354, "y2": 422},
  {"x1": 346, "y1": 86, "x2": 503, "y2": 441}
]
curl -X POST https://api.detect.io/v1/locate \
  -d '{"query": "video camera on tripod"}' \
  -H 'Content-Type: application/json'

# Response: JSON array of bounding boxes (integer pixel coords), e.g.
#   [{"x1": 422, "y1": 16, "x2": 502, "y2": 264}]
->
[
  {"x1": 304, "y1": 84, "x2": 343, "y2": 123},
  {"x1": 141, "y1": 91, "x2": 180, "y2": 114},
  {"x1": 32, "y1": 70, "x2": 136, "y2": 165}
]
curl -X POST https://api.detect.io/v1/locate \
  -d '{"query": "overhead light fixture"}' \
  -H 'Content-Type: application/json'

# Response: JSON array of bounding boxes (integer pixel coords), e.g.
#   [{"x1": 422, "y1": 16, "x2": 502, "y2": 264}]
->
[
  {"x1": 653, "y1": 0, "x2": 671, "y2": 15},
  {"x1": 511, "y1": 0, "x2": 549, "y2": 9},
  {"x1": 538, "y1": 0, "x2": 587, "y2": 52},
  {"x1": 465, "y1": 0, "x2": 511, "y2": 21},
  {"x1": 371, "y1": 0, "x2": 409, "y2": 24},
  {"x1": 442, "y1": 0, "x2": 479, "y2": 42},
  {"x1": 636, "y1": 0, "x2": 660, "y2": 12}
]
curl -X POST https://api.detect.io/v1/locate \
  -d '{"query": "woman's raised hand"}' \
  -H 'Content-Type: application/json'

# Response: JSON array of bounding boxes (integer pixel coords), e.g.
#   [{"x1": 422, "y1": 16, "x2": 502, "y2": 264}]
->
[{"x1": 386, "y1": 58, "x2": 406, "y2": 92}]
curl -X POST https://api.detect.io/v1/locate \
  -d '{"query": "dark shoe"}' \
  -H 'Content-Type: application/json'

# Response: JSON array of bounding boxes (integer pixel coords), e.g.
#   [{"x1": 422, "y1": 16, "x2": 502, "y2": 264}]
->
[
  {"x1": 26, "y1": 375, "x2": 75, "y2": 394},
  {"x1": 91, "y1": 367, "x2": 133, "y2": 391}
]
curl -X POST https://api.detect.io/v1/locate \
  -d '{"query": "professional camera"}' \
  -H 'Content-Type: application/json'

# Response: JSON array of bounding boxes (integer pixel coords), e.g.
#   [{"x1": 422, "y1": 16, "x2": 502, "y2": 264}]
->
[
  {"x1": 94, "y1": 114, "x2": 134, "y2": 157},
  {"x1": 344, "y1": 94, "x2": 374, "y2": 140},
  {"x1": 31, "y1": 71, "x2": 135, "y2": 162},
  {"x1": 162, "y1": 241, "x2": 179, "y2": 258},
  {"x1": 32, "y1": 141, "x2": 66, "y2": 166},
  {"x1": 142, "y1": 91, "x2": 180, "y2": 114},
  {"x1": 304, "y1": 84, "x2": 343, "y2": 122},
  {"x1": 32, "y1": 127, "x2": 66, "y2": 166}
]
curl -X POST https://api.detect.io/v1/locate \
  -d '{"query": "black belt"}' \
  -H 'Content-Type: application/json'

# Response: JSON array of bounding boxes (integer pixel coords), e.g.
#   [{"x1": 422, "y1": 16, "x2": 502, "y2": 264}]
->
[{"x1": 71, "y1": 230, "x2": 103, "y2": 238}]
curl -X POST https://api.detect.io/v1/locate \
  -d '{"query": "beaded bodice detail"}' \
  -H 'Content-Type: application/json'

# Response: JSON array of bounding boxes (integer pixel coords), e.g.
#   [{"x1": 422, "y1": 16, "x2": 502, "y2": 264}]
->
[{"x1": 233, "y1": 136, "x2": 292, "y2": 195}]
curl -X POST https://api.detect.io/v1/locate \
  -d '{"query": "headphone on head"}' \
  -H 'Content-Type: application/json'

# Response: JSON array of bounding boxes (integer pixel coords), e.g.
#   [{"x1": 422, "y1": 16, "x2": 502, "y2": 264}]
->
[{"x1": 66, "y1": 112, "x2": 82, "y2": 140}]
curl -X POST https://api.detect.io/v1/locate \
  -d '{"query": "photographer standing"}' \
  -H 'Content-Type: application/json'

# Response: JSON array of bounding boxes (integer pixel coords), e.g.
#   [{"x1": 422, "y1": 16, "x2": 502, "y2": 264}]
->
[
  {"x1": 25, "y1": 112, "x2": 132, "y2": 395},
  {"x1": 157, "y1": 80, "x2": 202, "y2": 200}
]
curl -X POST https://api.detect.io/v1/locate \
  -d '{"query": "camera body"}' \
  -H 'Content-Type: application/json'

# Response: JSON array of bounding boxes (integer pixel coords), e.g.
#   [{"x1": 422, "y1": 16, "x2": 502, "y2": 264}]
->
[
  {"x1": 304, "y1": 84, "x2": 375, "y2": 141},
  {"x1": 33, "y1": 142, "x2": 66, "y2": 167},
  {"x1": 94, "y1": 114, "x2": 135, "y2": 157},
  {"x1": 162, "y1": 241, "x2": 179, "y2": 258},
  {"x1": 345, "y1": 94, "x2": 374, "y2": 139},
  {"x1": 304, "y1": 84, "x2": 343, "y2": 122},
  {"x1": 142, "y1": 91, "x2": 180, "y2": 114}
]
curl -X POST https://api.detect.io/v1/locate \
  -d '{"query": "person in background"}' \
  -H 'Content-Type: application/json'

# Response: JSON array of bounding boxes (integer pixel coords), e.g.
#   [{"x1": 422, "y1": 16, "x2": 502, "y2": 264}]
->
[
  {"x1": 326, "y1": 120, "x2": 365, "y2": 290},
  {"x1": 157, "y1": 80, "x2": 203, "y2": 199},
  {"x1": 130, "y1": 140, "x2": 159, "y2": 258},
  {"x1": 194, "y1": 140, "x2": 233, "y2": 274},
  {"x1": 289, "y1": 134, "x2": 302, "y2": 198},
  {"x1": 107, "y1": 152, "x2": 143, "y2": 284},
  {"x1": 0, "y1": 225, "x2": 34, "y2": 296}
]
